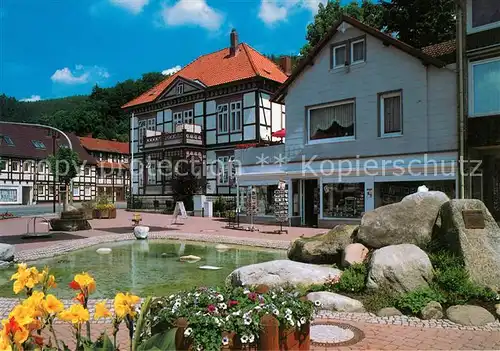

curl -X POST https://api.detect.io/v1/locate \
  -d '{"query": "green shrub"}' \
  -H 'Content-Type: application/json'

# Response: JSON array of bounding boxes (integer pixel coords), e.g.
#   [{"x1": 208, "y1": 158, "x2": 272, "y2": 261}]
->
[
  {"x1": 396, "y1": 287, "x2": 446, "y2": 315},
  {"x1": 325, "y1": 263, "x2": 367, "y2": 294},
  {"x1": 361, "y1": 285, "x2": 399, "y2": 313},
  {"x1": 213, "y1": 196, "x2": 228, "y2": 214},
  {"x1": 429, "y1": 251, "x2": 463, "y2": 271}
]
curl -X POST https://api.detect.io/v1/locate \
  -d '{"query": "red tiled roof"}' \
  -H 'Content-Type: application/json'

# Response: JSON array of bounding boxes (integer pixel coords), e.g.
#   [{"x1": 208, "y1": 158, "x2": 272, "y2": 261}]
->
[
  {"x1": 79, "y1": 136, "x2": 129, "y2": 154},
  {"x1": 97, "y1": 161, "x2": 129, "y2": 169},
  {"x1": 421, "y1": 40, "x2": 456, "y2": 58},
  {"x1": 0, "y1": 124, "x2": 97, "y2": 164},
  {"x1": 122, "y1": 43, "x2": 288, "y2": 109}
]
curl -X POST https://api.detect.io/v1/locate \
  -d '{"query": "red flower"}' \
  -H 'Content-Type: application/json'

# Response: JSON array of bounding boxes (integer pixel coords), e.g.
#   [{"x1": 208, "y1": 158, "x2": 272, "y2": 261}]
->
[
  {"x1": 5, "y1": 317, "x2": 21, "y2": 335},
  {"x1": 33, "y1": 335, "x2": 44, "y2": 346},
  {"x1": 69, "y1": 280, "x2": 80, "y2": 290},
  {"x1": 228, "y1": 300, "x2": 239, "y2": 308},
  {"x1": 74, "y1": 292, "x2": 85, "y2": 305},
  {"x1": 248, "y1": 292, "x2": 257, "y2": 302},
  {"x1": 207, "y1": 304, "x2": 216, "y2": 313}
]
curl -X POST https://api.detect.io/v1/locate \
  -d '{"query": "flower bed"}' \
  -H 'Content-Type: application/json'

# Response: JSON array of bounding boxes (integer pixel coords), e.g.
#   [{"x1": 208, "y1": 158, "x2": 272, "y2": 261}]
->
[
  {"x1": 0, "y1": 212, "x2": 16, "y2": 220},
  {"x1": 146, "y1": 285, "x2": 316, "y2": 351}
]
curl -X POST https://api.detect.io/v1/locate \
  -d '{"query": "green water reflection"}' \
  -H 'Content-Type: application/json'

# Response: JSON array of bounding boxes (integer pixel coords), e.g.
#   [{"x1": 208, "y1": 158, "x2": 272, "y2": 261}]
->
[{"x1": 0, "y1": 240, "x2": 286, "y2": 298}]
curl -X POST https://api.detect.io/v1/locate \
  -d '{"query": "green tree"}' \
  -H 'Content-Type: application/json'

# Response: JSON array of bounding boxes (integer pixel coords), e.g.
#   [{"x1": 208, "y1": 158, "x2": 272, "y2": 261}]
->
[
  {"x1": 300, "y1": 0, "x2": 385, "y2": 57},
  {"x1": 47, "y1": 147, "x2": 81, "y2": 211},
  {"x1": 381, "y1": 0, "x2": 456, "y2": 48}
]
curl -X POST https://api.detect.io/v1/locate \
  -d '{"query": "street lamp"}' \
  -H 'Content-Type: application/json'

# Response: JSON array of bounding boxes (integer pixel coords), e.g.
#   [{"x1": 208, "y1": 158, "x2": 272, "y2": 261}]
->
[{"x1": 0, "y1": 121, "x2": 75, "y2": 204}]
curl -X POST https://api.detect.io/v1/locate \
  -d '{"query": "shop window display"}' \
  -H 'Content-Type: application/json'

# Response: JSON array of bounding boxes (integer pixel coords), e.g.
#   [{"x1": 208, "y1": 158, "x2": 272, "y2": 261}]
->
[{"x1": 322, "y1": 183, "x2": 365, "y2": 218}]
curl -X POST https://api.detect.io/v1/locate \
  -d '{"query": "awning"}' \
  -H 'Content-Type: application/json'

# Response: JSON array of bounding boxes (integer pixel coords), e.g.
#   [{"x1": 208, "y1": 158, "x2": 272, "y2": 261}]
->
[{"x1": 272, "y1": 128, "x2": 286, "y2": 138}]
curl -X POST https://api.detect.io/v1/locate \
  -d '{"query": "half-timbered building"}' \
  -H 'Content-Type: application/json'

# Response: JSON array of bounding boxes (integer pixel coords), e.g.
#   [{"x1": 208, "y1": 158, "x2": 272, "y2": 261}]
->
[{"x1": 122, "y1": 30, "x2": 289, "y2": 208}]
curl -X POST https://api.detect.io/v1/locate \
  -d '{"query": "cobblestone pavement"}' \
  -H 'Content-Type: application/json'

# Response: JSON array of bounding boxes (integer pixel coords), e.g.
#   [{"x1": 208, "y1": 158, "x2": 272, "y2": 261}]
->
[{"x1": 2, "y1": 210, "x2": 500, "y2": 349}]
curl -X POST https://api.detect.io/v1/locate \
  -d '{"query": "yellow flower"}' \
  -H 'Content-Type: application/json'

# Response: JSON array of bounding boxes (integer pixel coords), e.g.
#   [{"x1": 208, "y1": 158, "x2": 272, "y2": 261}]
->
[
  {"x1": 94, "y1": 302, "x2": 111, "y2": 320},
  {"x1": 43, "y1": 294, "x2": 64, "y2": 315},
  {"x1": 73, "y1": 273, "x2": 96, "y2": 294},
  {"x1": 10, "y1": 264, "x2": 40, "y2": 294},
  {"x1": 58, "y1": 304, "x2": 89, "y2": 325},
  {"x1": 0, "y1": 318, "x2": 29, "y2": 347},
  {"x1": 22, "y1": 291, "x2": 45, "y2": 318},
  {"x1": 113, "y1": 293, "x2": 141, "y2": 319},
  {"x1": 8, "y1": 305, "x2": 34, "y2": 327},
  {"x1": 0, "y1": 335, "x2": 12, "y2": 351}
]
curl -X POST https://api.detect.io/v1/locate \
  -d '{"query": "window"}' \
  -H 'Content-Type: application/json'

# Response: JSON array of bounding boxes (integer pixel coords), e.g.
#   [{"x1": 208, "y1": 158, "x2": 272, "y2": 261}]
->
[
  {"x1": 84, "y1": 167, "x2": 90, "y2": 176},
  {"x1": 323, "y1": 183, "x2": 365, "y2": 218},
  {"x1": 308, "y1": 100, "x2": 355, "y2": 143},
  {"x1": 333, "y1": 44, "x2": 346, "y2": 68},
  {"x1": 49, "y1": 186, "x2": 54, "y2": 196},
  {"x1": 230, "y1": 102, "x2": 242, "y2": 132},
  {"x1": 31, "y1": 140, "x2": 46, "y2": 149},
  {"x1": 351, "y1": 39, "x2": 365, "y2": 64},
  {"x1": 471, "y1": 0, "x2": 500, "y2": 29},
  {"x1": 379, "y1": 91, "x2": 402, "y2": 136},
  {"x1": 470, "y1": 57, "x2": 500, "y2": 116},
  {"x1": 217, "y1": 104, "x2": 229, "y2": 133},
  {"x1": 177, "y1": 83, "x2": 184, "y2": 95},
  {"x1": 0, "y1": 160, "x2": 6, "y2": 171},
  {"x1": 217, "y1": 156, "x2": 231, "y2": 184},
  {"x1": 138, "y1": 118, "x2": 156, "y2": 144},
  {"x1": 148, "y1": 161, "x2": 156, "y2": 184},
  {"x1": 39, "y1": 163, "x2": 45, "y2": 173},
  {"x1": 173, "y1": 112, "x2": 183, "y2": 125},
  {"x1": 23, "y1": 161, "x2": 31, "y2": 172},
  {"x1": 183, "y1": 110, "x2": 194, "y2": 124},
  {"x1": 3, "y1": 136, "x2": 14, "y2": 146},
  {"x1": 37, "y1": 185, "x2": 45, "y2": 196},
  {"x1": 85, "y1": 186, "x2": 91, "y2": 196},
  {"x1": 12, "y1": 161, "x2": 19, "y2": 172}
]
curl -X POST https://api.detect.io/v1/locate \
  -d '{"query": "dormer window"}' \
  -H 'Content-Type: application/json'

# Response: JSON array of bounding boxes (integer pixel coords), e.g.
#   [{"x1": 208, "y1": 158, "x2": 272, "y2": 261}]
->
[
  {"x1": 351, "y1": 39, "x2": 365, "y2": 64},
  {"x1": 32, "y1": 140, "x2": 46, "y2": 149},
  {"x1": 331, "y1": 36, "x2": 366, "y2": 69},
  {"x1": 176, "y1": 83, "x2": 184, "y2": 95}
]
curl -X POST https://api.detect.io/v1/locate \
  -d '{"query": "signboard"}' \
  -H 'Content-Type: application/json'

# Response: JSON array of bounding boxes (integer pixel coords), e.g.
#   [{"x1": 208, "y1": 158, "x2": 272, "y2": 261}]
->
[
  {"x1": 274, "y1": 188, "x2": 288, "y2": 223},
  {"x1": 172, "y1": 201, "x2": 188, "y2": 224},
  {"x1": 245, "y1": 186, "x2": 258, "y2": 216},
  {"x1": 462, "y1": 210, "x2": 485, "y2": 229}
]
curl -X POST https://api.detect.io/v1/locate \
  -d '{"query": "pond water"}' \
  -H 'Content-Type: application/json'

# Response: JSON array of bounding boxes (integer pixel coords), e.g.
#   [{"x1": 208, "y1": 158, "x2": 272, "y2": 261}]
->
[{"x1": 0, "y1": 240, "x2": 286, "y2": 298}]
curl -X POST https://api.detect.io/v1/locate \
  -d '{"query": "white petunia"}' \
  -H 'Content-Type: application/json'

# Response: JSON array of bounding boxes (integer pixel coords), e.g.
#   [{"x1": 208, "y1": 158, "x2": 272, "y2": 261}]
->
[
  {"x1": 288, "y1": 319, "x2": 295, "y2": 327},
  {"x1": 184, "y1": 328, "x2": 193, "y2": 337},
  {"x1": 297, "y1": 320, "x2": 301, "y2": 327},
  {"x1": 240, "y1": 335, "x2": 249, "y2": 344},
  {"x1": 218, "y1": 303, "x2": 227, "y2": 310},
  {"x1": 222, "y1": 336, "x2": 229, "y2": 346},
  {"x1": 314, "y1": 300, "x2": 321, "y2": 307},
  {"x1": 232, "y1": 311, "x2": 241, "y2": 316},
  {"x1": 271, "y1": 293, "x2": 276, "y2": 299},
  {"x1": 168, "y1": 294, "x2": 175, "y2": 300},
  {"x1": 254, "y1": 306, "x2": 262, "y2": 311},
  {"x1": 248, "y1": 334, "x2": 255, "y2": 343},
  {"x1": 175, "y1": 299, "x2": 181, "y2": 304},
  {"x1": 273, "y1": 309, "x2": 280, "y2": 316},
  {"x1": 300, "y1": 317, "x2": 307, "y2": 324},
  {"x1": 285, "y1": 308, "x2": 292, "y2": 316},
  {"x1": 195, "y1": 292, "x2": 200, "y2": 297},
  {"x1": 243, "y1": 317, "x2": 252, "y2": 325},
  {"x1": 196, "y1": 345, "x2": 203, "y2": 351},
  {"x1": 217, "y1": 294, "x2": 224, "y2": 302}
]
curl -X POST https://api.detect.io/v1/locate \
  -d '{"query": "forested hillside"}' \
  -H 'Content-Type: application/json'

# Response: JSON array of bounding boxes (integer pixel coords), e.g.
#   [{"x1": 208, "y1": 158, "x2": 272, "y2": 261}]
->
[{"x1": 0, "y1": 72, "x2": 165, "y2": 141}]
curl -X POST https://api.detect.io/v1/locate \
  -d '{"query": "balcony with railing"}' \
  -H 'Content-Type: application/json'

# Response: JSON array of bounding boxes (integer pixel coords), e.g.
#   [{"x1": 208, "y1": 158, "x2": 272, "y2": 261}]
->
[{"x1": 144, "y1": 124, "x2": 204, "y2": 149}]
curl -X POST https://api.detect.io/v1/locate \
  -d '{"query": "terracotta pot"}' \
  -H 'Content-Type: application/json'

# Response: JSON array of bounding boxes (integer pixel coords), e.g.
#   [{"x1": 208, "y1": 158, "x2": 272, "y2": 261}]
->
[{"x1": 258, "y1": 315, "x2": 310, "y2": 351}]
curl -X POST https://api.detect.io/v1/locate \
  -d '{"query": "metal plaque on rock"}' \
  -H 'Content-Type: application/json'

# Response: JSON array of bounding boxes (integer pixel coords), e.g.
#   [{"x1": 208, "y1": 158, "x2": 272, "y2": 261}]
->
[{"x1": 462, "y1": 210, "x2": 485, "y2": 229}]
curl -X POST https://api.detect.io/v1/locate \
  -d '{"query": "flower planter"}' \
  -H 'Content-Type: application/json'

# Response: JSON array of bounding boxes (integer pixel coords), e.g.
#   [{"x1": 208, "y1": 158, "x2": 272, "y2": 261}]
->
[
  {"x1": 170, "y1": 315, "x2": 309, "y2": 351},
  {"x1": 109, "y1": 207, "x2": 117, "y2": 219},
  {"x1": 93, "y1": 209, "x2": 111, "y2": 219}
]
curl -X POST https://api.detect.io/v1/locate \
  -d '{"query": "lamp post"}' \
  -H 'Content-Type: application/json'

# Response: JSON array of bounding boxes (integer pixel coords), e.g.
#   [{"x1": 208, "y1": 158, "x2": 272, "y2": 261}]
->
[
  {"x1": 47, "y1": 129, "x2": 60, "y2": 213},
  {"x1": 456, "y1": 0, "x2": 467, "y2": 199},
  {"x1": 0, "y1": 122, "x2": 75, "y2": 203}
]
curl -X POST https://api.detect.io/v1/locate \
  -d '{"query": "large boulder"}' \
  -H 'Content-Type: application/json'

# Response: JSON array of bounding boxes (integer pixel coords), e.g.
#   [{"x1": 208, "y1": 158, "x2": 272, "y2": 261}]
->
[
  {"x1": 306, "y1": 292, "x2": 365, "y2": 312},
  {"x1": 0, "y1": 244, "x2": 15, "y2": 262},
  {"x1": 446, "y1": 305, "x2": 495, "y2": 326},
  {"x1": 438, "y1": 199, "x2": 500, "y2": 289},
  {"x1": 226, "y1": 260, "x2": 342, "y2": 288},
  {"x1": 367, "y1": 244, "x2": 433, "y2": 293},
  {"x1": 287, "y1": 225, "x2": 357, "y2": 264},
  {"x1": 357, "y1": 191, "x2": 449, "y2": 249},
  {"x1": 342, "y1": 243, "x2": 369, "y2": 268},
  {"x1": 421, "y1": 301, "x2": 444, "y2": 320},
  {"x1": 133, "y1": 226, "x2": 149, "y2": 240}
]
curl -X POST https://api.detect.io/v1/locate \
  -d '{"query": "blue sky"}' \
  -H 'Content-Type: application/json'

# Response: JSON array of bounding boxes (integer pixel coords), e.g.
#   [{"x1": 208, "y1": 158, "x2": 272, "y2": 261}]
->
[{"x1": 0, "y1": 0, "x2": 345, "y2": 101}]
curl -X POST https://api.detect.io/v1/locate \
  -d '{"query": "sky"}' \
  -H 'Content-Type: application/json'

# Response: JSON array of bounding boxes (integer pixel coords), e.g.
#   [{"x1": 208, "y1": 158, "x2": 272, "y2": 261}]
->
[{"x1": 0, "y1": 0, "x2": 347, "y2": 101}]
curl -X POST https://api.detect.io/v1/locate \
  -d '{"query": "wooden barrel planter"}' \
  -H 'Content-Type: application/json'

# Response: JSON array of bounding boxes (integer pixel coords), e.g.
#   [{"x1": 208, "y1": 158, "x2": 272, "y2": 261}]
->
[
  {"x1": 109, "y1": 207, "x2": 117, "y2": 219},
  {"x1": 171, "y1": 314, "x2": 310, "y2": 351}
]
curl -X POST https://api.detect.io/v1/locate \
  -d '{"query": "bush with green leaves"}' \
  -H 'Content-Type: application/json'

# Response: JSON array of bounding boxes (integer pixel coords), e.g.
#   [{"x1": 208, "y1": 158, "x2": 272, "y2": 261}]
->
[
  {"x1": 325, "y1": 263, "x2": 367, "y2": 294},
  {"x1": 396, "y1": 287, "x2": 446, "y2": 315}
]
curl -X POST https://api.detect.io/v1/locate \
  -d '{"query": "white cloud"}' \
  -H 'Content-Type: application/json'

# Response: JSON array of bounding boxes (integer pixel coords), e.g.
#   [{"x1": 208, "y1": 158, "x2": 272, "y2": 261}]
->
[
  {"x1": 20, "y1": 95, "x2": 42, "y2": 102},
  {"x1": 258, "y1": 0, "x2": 326, "y2": 25},
  {"x1": 161, "y1": 0, "x2": 224, "y2": 31},
  {"x1": 109, "y1": 0, "x2": 149, "y2": 14},
  {"x1": 162, "y1": 65, "x2": 182, "y2": 76},
  {"x1": 51, "y1": 65, "x2": 109, "y2": 85}
]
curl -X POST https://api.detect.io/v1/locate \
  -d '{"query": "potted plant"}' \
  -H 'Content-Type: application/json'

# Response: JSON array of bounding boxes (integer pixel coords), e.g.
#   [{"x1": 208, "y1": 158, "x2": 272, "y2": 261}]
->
[
  {"x1": 93, "y1": 195, "x2": 117, "y2": 219},
  {"x1": 147, "y1": 285, "x2": 316, "y2": 351}
]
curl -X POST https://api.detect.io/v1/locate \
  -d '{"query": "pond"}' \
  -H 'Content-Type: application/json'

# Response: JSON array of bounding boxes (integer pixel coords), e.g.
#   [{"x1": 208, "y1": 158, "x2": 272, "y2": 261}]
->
[{"x1": 0, "y1": 240, "x2": 286, "y2": 298}]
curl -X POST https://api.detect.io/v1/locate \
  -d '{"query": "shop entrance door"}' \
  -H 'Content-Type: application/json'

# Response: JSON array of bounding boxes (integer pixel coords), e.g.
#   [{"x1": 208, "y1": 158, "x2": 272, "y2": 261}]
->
[{"x1": 303, "y1": 179, "x2": 319, "y2": 227}]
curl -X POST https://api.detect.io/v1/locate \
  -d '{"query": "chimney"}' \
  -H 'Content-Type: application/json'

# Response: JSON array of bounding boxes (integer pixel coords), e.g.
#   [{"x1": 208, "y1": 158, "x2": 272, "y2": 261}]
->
[
  {"x1": 279, "y1": 56, "x2": 292, "y2": 75},
  {"x1": 229, "y1": 29, "x2": 238, "y2": 56}
]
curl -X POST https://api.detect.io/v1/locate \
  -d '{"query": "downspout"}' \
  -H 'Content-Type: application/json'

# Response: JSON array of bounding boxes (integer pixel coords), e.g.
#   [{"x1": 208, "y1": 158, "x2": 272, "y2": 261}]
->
[
  {"x1": 130, "y1": 112, "x2": 135, "y2": 207},
  {"x1": 456, "y1": 0, "x2": 467, "y2": 199}
]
